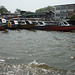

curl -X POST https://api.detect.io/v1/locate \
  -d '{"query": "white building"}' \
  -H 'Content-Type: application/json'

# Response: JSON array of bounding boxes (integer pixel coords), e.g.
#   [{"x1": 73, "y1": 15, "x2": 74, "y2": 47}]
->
[{"x1": 54, "y1": 4, "x2": 75, "y2": 19}]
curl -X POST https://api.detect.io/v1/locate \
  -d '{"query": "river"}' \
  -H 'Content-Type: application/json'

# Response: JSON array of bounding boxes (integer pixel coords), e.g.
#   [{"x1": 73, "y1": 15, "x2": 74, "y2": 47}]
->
[{"x1": 0, "y1": 29, "x2": 75, "y2": 75}]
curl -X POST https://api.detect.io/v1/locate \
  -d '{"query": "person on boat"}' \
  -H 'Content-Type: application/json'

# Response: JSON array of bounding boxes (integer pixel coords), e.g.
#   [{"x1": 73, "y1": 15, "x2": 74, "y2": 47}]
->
[{"x1": 6, "y1": 21, "x2": 11, "y2": 28}]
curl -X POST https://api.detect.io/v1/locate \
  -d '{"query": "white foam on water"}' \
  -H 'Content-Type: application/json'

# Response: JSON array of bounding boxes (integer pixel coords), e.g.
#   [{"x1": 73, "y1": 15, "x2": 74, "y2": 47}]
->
[
  {"x1": 0, "y1": 59, "x2": 5, "y2": 62},
  {"x1": 28, "y1": 60, "x2": 39, "y2": 65},
  {"x1": 0, "y1": 60, "x2": 75, "y2": 75},
  {"x1": 6, "y1": 57, "x2": 19, "y2": 60}
]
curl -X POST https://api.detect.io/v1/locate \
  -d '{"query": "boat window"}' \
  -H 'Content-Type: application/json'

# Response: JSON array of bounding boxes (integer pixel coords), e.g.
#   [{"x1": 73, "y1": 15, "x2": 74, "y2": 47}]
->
[
  {"x1": 39, "y1": 22, "x2": 43, "y2": 24},
  {"x1": 22, "y1": 22, "x2": 25, "y2": 23},
  {"x1": 0, "y1": 19, "x2": 2, "y2": 22},
  {"x1": 28, "y1": 21, "x2": 32, "y2": 24},
  {"x1": 25, "y1": 21, "x2": 30, "y2": 24},
  {"x1": 21, "y1": 21, "x2": 25, "y2": 24},
  {"x1": 58, "y1": 22, "x2": 62, "y2": 26},
  {"x1": 63, "y1": 22, "x2": 67, "y2": 25},
  {"x1": 11, "y1": 21, "x2": 14, "y2": 24}
]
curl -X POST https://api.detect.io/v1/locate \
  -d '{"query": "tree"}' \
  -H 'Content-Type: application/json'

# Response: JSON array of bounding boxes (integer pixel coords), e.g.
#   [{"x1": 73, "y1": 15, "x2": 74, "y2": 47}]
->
[
  {"x1": 0, "y1": 6, "x2": 8, "y2": 15},
  {"x1": 15, "y1": 9, "x2": 21, "y2": 14},
  {"x1": 69, "y1": 14, "x2": 75, "y2": 21},
  {"x1": 68, "y1": 14, "x2": 75, "y2": 25},
  {"x1": 35, "y1": 6, "x2": 55, "y2": 12}
]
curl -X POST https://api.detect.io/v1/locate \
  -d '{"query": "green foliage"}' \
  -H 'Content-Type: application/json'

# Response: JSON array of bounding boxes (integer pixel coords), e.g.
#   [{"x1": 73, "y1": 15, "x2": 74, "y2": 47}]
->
[
  {"x1": 35, "y1": 6, "x2": 55, "y2": 12},
  {"x1": 70, "y1": 14, "x2": 75, "y2": 21},
  {"x1": 15, "y1": 8, "x2": 21, "y2": 13},
  {"x1": 0, "y1": 6, "x2": 8, "y2": 15}
]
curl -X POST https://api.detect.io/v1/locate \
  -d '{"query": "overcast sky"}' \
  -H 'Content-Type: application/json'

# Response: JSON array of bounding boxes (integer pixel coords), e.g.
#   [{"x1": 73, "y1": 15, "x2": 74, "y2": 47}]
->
[{"x1": 0, "y1": 0, "x2": 75, "y2": 12}]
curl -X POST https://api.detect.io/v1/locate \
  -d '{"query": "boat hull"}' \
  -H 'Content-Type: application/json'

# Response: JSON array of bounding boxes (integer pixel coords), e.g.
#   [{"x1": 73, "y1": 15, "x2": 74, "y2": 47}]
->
[
  {"x1": 6, "y1": 25, "x2": 18, "y2": 29},
  {"x1": 32, "y1": 25, "x2": 47, "y2": 30},
  {"x1": 47, "y1": 26, "x2": 75, "y2": 31},
  {"x1": 32, "y1": 25, "x2": 75, "y2": 32},
  {"x1": 0, "y1": 25, "x2": 6, "y2": 30},
  {"x1": 18, "y1": 24, "x2": 35, "y2": 29}
]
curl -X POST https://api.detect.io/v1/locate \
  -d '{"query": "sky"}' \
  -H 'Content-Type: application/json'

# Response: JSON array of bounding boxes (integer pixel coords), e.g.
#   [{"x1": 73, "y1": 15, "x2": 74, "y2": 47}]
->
[{"x1": 0, "y1": 0, "x2": 75, "y2": 12}]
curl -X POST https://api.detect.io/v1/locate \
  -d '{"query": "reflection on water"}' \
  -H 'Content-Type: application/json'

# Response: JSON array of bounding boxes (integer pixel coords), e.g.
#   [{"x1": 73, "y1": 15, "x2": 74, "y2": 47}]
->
[{"x1": 0, "y1": 29, "x2": 75, "y2": 75}]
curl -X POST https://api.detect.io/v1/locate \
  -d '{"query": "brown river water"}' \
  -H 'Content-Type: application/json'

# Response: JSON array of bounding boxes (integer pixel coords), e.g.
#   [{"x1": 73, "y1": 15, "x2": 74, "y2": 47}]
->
[{"x1": 0, "y1": 29, "x2": 75, "y2": 75}]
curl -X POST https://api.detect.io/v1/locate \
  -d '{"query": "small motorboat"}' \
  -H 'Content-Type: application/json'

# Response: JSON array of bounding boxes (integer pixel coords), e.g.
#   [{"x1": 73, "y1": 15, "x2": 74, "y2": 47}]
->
[
  {"x1": 18, "y1": 20, "x2": 35, "y2": 29},
  {"x1": 32, "y1": 21, "x2": 47, "y2": 30},
  {"x1": 32, "y1": 21, "x2": 75, "y2": 32},
  {"x1": 46, "y1": 21, "x2": 75, "y2": 31},
  {"x1": 0, "y1": 18, "x2": 7, "y2": 30}
]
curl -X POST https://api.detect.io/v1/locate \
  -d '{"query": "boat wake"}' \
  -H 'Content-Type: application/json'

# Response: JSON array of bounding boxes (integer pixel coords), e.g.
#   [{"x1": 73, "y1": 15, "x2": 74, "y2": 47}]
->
[{"x1": 0, "y1": 60, "x2": 75, "y2": 75}]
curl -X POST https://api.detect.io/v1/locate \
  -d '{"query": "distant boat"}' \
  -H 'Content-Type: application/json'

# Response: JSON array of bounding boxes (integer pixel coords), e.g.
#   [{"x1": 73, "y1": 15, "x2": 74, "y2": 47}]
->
[
  {"x1": 18, "y1": 20, "x2": 35, "y2": 29},
  {"x1": 32, "y1": 21, "x2": 75, "y2": 32},
  {"x1": 0, "y1": 18, "x2": 6, "y2": 30}
]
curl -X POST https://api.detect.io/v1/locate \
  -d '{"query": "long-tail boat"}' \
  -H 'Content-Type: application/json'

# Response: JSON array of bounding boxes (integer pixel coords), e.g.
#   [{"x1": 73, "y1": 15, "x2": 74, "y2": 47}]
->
[
  {"x1": 32, "y1": 21, "x2": 75, "y2": 32},
  {"x1": 18, "y1": 20, "x2": 35, "y2": 29}
]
